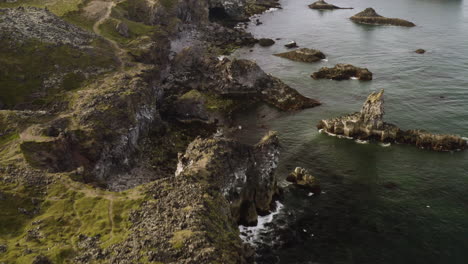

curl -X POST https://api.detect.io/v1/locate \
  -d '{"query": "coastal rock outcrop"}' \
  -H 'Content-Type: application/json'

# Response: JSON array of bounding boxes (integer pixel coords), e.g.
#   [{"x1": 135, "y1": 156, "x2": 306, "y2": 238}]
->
[
  {"x1": 415, "y1": 49, "x2": 426, "y2": 54},
  {"x1": 312, "y1": 64, "x2": 373, "y2": 80},
  {"x1": 308, "y1": 0, "x2": 353, "y2": 10},
  {"x1": 176, "y1": 131, "x2": 281, "y2": 226},
  {"x1": 317, "y1": 90, "x2": 467, "y2": 151},
  {"x1": 350, "y1": 8, "x2": 416, "y2": 27},
  {"x1": 274, "y1": 48, "x2": 326, "y2": 63},
  {"x1": 285, "y1": 41, "x2": 298, "y2": 48},
  {"x1": 286, "y1": 167, "x2": 321, "y2": 194}
]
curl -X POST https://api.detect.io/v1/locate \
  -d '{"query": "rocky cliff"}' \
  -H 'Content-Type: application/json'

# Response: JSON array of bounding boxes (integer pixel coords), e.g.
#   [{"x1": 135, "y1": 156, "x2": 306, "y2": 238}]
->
[{"x1": 0, "y1": 0, "x2": 316, "y2": 263}]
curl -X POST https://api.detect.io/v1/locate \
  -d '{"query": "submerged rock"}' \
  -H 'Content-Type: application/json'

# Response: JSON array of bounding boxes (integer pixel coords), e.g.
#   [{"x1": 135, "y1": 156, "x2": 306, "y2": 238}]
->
[
  {"x1": 286, "y1": 167, "x2": 321, "y2": 194},
  {"x1": 258, "y1": 38, "x2": 275, "y2": 46},
  {"x1": 274, "y1": 48, "x2": 326, "y2": 63},
  {"x1": 285, "y1": 41, "x2": 298, "y2": 48},
  {"x1": 317, "y1": 89, "x2": 467, "y2": 151},
  {"x1": 308, "y1": 0, "x2": 353, "y2": 10},
  {"x1": 415, "y1": 49, "x2": 426, "y2": 54},
  {"x1": 312, "y1": 64, "x2": 373, "y2": 80},
  {"x1": 350, "y1": 8, "x2": 415, "y2": 27}
]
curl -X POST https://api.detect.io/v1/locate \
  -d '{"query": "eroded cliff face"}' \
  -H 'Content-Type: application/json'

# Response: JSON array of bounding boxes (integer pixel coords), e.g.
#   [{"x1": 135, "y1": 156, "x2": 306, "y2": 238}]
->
[
  {"x1": 0, "y1": 0, "x2": 313, "y2": 263},
  {"x1": 317, "y1": 90, "x2": 467, "y2": 151}
]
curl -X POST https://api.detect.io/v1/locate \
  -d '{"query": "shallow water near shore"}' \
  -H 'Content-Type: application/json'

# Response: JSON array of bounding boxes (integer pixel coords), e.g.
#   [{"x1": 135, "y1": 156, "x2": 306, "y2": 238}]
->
[{"x1": 232, "y1": 0, "x2": 468, "y2": 263}]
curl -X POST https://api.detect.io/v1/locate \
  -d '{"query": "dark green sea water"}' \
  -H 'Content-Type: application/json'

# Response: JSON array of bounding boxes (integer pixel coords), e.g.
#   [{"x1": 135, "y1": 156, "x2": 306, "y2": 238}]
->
[{"x1": 232, "y1": 0, "x2": 468, "y2": 263}]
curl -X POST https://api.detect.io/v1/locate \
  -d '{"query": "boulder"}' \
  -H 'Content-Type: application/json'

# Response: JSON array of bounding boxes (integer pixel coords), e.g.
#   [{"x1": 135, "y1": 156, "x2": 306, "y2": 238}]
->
[
  {"x1": 285, "y1": 41, "x2": 298, "y2": 48},
  {"x1": 286, "y1": 167, "x2": 321, "y2": 193},
  {"x1": 116, "y1": 22, "x2": 130, "y2": 38},
  {"x1": 350, "y1": 8, "x2": 415, "y2": 27},
  {"x1": 258, "y1": 38, "x2": 275, "y2": 47},
  {"x1": 312, "y1": 64, "x2": 372, "y2": 80},
  {"x1": 317, "y1": 89, "x2": 467, "y2": 151},
  {"x1": 415, "y1": 49, "x2": 426, "y2": 54},
  {"x1": 274, "y1": 48, "x2": 326, "y2": 63},
  {"x1": 308, "y1": 0, "x2": 353, "y2": 10}
]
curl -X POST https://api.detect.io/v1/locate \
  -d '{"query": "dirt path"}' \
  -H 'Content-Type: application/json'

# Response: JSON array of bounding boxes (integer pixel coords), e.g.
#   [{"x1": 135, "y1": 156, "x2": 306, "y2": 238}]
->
[{"x1": 92, "y1": 0, "x2": 127, "y2": 70}]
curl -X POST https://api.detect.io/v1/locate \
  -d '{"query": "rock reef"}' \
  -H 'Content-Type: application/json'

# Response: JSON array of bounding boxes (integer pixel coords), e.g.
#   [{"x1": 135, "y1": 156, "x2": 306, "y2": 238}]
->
[
  {"x1": 317, "y1": 90, "x2": 467, "y2": 151},
  {"x1": 312, "y1": 64, "x2": 373, "y2": 80},
  {"x1": 350, "y1": 8, "x2": 416, "y2": 27},
  {"x1": 308, "y1": 0, "x2": 353, "y2": 10},
  {"x1": 274, "y1": 48, "x2": 326, "y2": 63},
  {"x1": 286, "y1": 167, "x2": 321, "y2": 194}
]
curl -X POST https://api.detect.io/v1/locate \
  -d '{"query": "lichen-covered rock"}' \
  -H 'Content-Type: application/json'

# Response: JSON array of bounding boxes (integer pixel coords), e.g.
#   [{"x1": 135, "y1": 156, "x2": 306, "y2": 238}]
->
[
  {"x1": 350, "y1": 8, "x2": 415, "y2": 27},
  {"x1": 317, "y1": 89, "x2": 467, "y2": 151},
  {"x1": 275, "y1": 48, "x2": 326, "y2": 63},
  {"x1": 286, "y1": 167, "x2": 321, "y2": 193},
  {"x1": 258, "y1": 38, "x2": 275, "y2": 47},
  {"x1": 308, "y1": 0, "x2": 352, "y2": 10},
  {"x1": 312, "y1": 64, "x2": 373, "y2": 81}
]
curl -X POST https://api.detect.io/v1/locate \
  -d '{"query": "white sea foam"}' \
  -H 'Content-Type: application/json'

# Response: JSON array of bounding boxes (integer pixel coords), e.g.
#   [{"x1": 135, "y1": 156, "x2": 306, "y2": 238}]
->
[
  {"x1": 239, "y1": 201, "x2": 284, "y2": 245},
  {"x1": 350, "y1": 77, "x2": 359, "y2": 80},
  {"x1": 379, "y1": 142, "x2": 391, "y2": 147},
  {"x1": 321, "y1": 59, "x2": 328, "y2": 62},
  {"x1": 265, "y1": 7, "x2": 279, "y2": 13},
  {"x1": 337, "y1": 135, "x2": 353, "y2": 140},
  {"x1": 355, "y1": 139, "x2": 369, "y2": 144}
]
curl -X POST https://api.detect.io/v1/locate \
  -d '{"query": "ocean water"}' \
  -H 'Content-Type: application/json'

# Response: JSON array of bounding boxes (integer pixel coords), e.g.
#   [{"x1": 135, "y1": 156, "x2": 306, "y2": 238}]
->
[{"x1": 231, "y1": 0, "x2": 468, "y2": 263}]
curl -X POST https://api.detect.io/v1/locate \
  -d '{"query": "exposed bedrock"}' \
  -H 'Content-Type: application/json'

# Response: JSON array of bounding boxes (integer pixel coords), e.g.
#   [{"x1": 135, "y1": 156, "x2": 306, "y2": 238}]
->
[
  {"x1": 308, "y1": 0, "x2": 353, "y2": 10},
  {"x1": 168, "y1": 46, "x2": 321, "y2": 112},
  {"x1": 317, "y1": 90, "x2": 467, "y2": 151},
  {"x1": 350, "y1": 8, "x2": 415, "y2": 27},
  {"x1": 286, "y1": 167, "x2": 321, "y2": 194},
  {"x1": 176, "y1": 131, "x2": 281, "y2": 226},
  {"x1": 274, "y1": 48, "x2": 326, "y2": 63},
  {"x1": 312, "y1": 64, "x2": 373, "y2": 81}
]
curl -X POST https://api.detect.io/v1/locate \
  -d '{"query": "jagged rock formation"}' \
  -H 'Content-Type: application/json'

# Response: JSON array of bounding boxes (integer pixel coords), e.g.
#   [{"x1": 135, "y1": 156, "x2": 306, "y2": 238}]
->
[
  {"x1": 274, "y1": 48, "x2": 326, "y2": 63},
  {"x1": 317, "y1": 90, "x2": 467, "y2": 151},
  {"x1": 285, "y1": 41, "x2": 298, "y2": 48},
  {"x1": 312, "y1": 64, "x2": 373, "y2": 80},
  {"x1": 350, "y1": 8, "x2": 415, "y2": 27},
  {"x1": 308, "y1": 0, "x2": 353, "y2": 10},
  {"x1": 286, "y1": 167, "x2": 321, "y2": 194}
]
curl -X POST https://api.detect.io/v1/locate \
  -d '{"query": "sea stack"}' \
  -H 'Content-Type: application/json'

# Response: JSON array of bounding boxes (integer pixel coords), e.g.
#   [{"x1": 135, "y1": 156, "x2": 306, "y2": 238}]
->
[
  {"x1": 350, "y1": 8, "x2": 416, "y2": 27},
  {"x1": 317, "y1": 90, "x2": 467, "y2": 151},
  {"x1": 308, "y1": 0, "x2": 353, "y2": 10}
]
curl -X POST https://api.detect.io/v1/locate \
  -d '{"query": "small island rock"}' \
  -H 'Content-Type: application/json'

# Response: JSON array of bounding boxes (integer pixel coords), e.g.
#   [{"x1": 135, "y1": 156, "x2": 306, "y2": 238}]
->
[
  {"x1": 287, "y1": 167, "x2": 321, "y2": 194},
  {"x1": 312, "y1": 64, "x2": 372, "y2": 80},
  {"x1": 285, "y1": 41, "x2": 298, "y2": 48},
  {"x1": 415, "y1": 49, "x2": 426, "y2": 54},
  {"x1": 274, "y1": 48, "x2": 325, "y2": 63},
  {"x1": 350, "y1": 8, "x2": 415, "y2": 27},
  {"x1": 308, "y1": 0, "x2": 353, "y2": 10},
  {"x1": 258, "y1": 38, "x2": 275, "y2": 47}
]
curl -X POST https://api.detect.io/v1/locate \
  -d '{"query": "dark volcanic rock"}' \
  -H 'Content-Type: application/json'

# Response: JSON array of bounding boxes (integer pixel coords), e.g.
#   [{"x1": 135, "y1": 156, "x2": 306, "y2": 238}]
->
[
  {"x1": 415, "y1": 49, "x2": 426, "y2": 54},
  {"x1": 312, "y1": 64, "x2": 372, "y2": 80},
  {"x1": 350, "y1": 8, "x2": 415, "y2": 27},
  {"x1": 274, "y1": 48, "x2": 326, "y2": 63},
  {"x1": 308, "y1": 0, "x2": 353, "y2": 10},
  {"x1": 317, "y1": 89, "x2": 467, "y2": 151},
  {"x1": 258, "y1": 38, "x2": 275, "y2": 46},
  {"x1": 285, "y1": 41, "x2": 298, "y2": 48},
  {"x1": 286, "y1": 167, "x2": 321, "y2": 194}
]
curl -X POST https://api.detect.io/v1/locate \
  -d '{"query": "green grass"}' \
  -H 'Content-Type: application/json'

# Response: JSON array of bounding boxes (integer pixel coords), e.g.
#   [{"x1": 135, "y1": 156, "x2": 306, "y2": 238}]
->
[
  {"x1": 99, "y1": 17, "x2": 156, "y2": 45},
  {"x1": 0, "y1": 38, "x2": 116, "y2": 108},
  {"x1": 0, "y1": 179, "x2": 145, "y2": 263},
  {"x1": 180, "y1": 90, "x2": 235, "y2": 112},
  {"x1": 0, "y1": 0, "x2": 84, "y2": 16}
]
